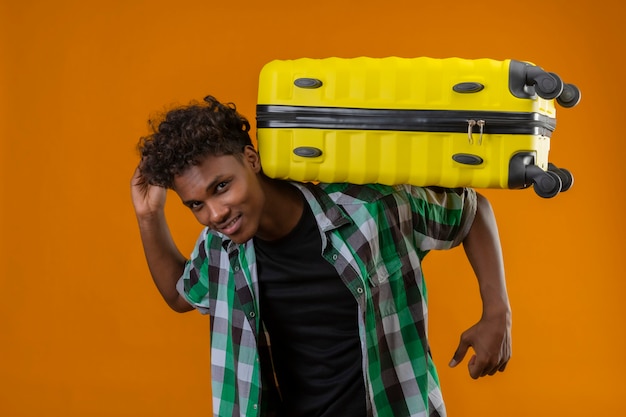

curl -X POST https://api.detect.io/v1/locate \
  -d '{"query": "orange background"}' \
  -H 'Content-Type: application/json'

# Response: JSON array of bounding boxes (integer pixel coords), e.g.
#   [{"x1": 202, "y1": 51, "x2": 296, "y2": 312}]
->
[{"x1": 1, "y1": 0, "x2": 624, "y2": 416}]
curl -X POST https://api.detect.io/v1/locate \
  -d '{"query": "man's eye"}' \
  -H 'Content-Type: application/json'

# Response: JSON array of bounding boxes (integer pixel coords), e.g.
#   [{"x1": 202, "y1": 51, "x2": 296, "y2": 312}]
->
[
  {"x1": 188, "y1": 201, "x2": 203, "y2": 210},
  {"x1": 216, "y1": 181, "x2": 229, "y2": 192}
]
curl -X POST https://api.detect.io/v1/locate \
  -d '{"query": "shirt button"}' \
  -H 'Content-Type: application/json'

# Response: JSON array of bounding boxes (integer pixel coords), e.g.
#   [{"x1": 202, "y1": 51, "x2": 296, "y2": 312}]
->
[
  {"x1": 249, "y1": 311, "x2": 256, "y2": 318},
  {"x1": 332, "y1": 254, "x2": 338, "y2": 261},
  {"x1": 253, "y1": 404, "x2": 258, "y2": 410},
  {"x1": 234, "y1": 266, "x2": 240, "y2": 272},
  {"x1": 356, "y1": 287, "x2": 364, "y2": 294}
]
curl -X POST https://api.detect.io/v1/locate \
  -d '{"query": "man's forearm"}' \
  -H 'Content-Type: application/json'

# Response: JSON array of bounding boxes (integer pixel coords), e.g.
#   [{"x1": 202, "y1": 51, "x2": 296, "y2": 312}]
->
[
  {"x1": 136, "y1": 211, "x2": 193, "y2": 312},
  {"x1": 449, "y1": 192, "x2": 511, "y2": 378},
  {"x1": 463, "y1": 193, "x2": 510, "y2": 317}
]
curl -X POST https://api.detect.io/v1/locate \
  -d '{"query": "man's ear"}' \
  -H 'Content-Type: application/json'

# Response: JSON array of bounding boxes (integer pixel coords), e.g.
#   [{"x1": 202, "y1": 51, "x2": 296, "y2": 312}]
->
[{"x1": 243, "y1": 145, "x2": 262, "y2": 173}]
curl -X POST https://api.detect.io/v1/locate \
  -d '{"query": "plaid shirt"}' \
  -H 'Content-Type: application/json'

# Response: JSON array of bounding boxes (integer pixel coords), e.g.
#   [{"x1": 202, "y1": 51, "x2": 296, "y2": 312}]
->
[{"x1": 177, "y1": 182, "x2": 477, "y2": 417}]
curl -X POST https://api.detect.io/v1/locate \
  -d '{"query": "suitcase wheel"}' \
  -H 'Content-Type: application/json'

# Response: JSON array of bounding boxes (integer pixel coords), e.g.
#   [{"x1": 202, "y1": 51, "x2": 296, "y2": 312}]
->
[
  {"x1": 526, "y1": 67, "x2": 564, "y2": 100},
  {"x1": 556, "y1": 83, "x2": 582, "y2": 108},
  {"x1": 548, "y1": 163, "x2": 574, "y2": 192},
  {"x1": 533, "y1": 170, "x2": 562, "y2": 198},
  {"x1": 524, "y1": 164, "x2": 562, "y2": 198}
]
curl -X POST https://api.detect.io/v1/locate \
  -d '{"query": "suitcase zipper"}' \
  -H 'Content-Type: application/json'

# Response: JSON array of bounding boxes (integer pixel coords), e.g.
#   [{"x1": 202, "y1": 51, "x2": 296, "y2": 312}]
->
[
  {"x1": 256, "y1": 105, "x2": 556, "y2": 137},
  {"x1": 467, "y1": 119, "x2": 486, "y2": 144}
]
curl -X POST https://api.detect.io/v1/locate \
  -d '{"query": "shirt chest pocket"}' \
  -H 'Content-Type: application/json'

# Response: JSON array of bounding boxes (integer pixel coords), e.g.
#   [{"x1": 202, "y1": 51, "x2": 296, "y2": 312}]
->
[
  {"x1": 366, "y1": 258, "x2": 402, "y2": 286},
  {"x1": 366, "y1": 258, "x2": 405, "y2": 317}
]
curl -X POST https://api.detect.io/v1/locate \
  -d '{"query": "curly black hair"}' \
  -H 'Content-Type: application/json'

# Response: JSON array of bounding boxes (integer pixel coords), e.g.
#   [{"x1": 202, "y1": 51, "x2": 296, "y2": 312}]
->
[{"x1": 137, "y1": 95, "x2": 253, "y2": 188}]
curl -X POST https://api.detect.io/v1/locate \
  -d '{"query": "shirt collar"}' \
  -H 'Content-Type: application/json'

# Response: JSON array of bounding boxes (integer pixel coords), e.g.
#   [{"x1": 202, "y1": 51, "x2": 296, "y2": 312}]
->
[
  {"x1": 291, "y1": 182, "x2": 353, "y2": 232},
  {"x1": 216, "y1": 181, "x2": 353, "y2": 252}
]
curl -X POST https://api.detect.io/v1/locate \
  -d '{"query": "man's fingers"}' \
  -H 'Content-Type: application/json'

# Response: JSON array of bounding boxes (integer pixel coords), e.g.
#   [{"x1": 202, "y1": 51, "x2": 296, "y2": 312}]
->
[
  {"x1": 449, "y1": 339, "x2": 471, "y2": 368},
  {"x1": 467, "y1": 354, "x2": 482, "y2": 379},
  {"x1": 469, "y1": 355, "x2": 509, "y2": 378}
]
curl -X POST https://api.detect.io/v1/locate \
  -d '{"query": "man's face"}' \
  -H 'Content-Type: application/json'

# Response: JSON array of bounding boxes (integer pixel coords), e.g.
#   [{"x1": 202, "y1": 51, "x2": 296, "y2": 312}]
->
[{"x1": 172, "y1": 146, "x2": 265, "y2": 244}]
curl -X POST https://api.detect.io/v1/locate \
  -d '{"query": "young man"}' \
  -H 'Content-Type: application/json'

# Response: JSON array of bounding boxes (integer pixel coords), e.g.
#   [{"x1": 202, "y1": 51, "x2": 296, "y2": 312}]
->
[{"x1": 131, "y1": 95, "x2": 511, "y2": 417}]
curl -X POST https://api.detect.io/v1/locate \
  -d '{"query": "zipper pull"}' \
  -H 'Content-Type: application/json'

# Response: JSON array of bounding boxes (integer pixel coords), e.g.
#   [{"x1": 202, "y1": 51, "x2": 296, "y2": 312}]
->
[
  {"x1": 467, "y1": 119, "x2": 486, "y2": 145},
  {"x1": 476, "y1": 120, "x2": 485, "y2": 145},
  {"x1": 467, "y1": 120, "x2": 476, "y2": 144}
]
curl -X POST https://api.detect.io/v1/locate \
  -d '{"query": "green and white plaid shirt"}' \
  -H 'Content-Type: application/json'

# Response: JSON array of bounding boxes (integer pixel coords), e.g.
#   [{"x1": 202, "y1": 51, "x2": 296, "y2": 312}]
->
[{"x1": 177, "y1": 182, "x2": 477, "y2": 417}]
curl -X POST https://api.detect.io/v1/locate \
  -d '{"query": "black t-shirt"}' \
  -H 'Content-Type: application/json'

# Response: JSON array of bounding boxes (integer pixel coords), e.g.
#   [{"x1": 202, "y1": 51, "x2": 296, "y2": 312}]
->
[{"x1": 254, "y1": 197, "x2": 367, "y2": 417}]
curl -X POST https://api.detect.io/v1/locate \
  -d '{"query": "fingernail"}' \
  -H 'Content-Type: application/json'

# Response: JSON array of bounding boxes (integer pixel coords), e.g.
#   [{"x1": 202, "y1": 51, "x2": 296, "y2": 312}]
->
[{"x1": 449, "y1": 359, "x2": 457, "y2": 367}]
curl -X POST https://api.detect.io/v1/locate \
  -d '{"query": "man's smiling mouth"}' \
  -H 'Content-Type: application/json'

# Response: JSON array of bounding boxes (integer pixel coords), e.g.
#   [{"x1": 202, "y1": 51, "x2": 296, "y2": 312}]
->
[{"x1": 218, "y1": 214, "x2": 242, "y2": 235}]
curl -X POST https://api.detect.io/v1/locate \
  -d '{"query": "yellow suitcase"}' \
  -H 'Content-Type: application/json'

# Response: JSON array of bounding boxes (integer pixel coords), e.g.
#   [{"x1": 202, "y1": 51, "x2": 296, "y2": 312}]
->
[{"x1": 256, "y1": 57, "x2": 580, "y2": 198}]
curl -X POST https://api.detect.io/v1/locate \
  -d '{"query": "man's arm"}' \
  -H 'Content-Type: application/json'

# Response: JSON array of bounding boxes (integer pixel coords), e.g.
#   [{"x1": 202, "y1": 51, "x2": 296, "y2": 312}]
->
[
  {"x1": 449, "y1": 192, "x2": 512, "y2": 378},
  {"x1": 131, "y1": 167, "x2": 194, "y2": 313}
]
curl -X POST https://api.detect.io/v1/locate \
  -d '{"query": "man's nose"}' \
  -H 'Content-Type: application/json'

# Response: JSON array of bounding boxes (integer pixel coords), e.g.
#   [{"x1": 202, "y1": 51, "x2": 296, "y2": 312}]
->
[{"x1": 204, "y1": 201, "x2": 229, "y2": 226}]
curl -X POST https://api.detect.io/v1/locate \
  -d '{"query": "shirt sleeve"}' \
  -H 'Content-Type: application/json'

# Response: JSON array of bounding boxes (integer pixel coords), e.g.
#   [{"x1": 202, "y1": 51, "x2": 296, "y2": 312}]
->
[
  {"x1": 405, "y1": 186, "x2": 477, "y2": 252},
  {"x1": 175, "y1": 228, "x2": 212, "y2": 315}
]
